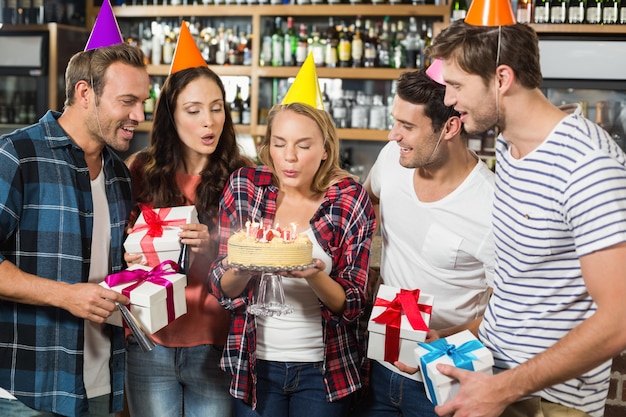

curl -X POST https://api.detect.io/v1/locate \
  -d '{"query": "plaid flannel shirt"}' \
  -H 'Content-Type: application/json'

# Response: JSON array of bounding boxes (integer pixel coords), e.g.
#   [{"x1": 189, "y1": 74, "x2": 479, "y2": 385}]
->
[
  {"x1": 209, "y1": 166, "x2": 376, "y2": 407},
  {"x1": 0, "y1": 111, "x2": 132, "y2": 417}
]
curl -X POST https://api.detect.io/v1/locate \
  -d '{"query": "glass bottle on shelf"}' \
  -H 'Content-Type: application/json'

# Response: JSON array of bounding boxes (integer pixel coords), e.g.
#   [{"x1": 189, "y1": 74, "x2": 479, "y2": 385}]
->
[
  {"x1": 405, "y1": 17, "x2": 420, "y2": 69},
  {"x1": 363, "y1": 25, "x2": 378, "y2": 68},
  {"x1": 260, "y1": 20, "x2": 273, "y2": 67},
  {"x1": 534, "y1": 0, "x2": 551, "y2": 22},
  {"x1": 602, "y1": 0, "x2": 619, "y2": 23},
  {"x1": 309, "y1": 26, "x2": 325, "y2": 68},
  {"x1": 242, "y1": 93, "x2": 251, "y2": 126},
  {"x1": 377, "y1": 17, "x2": 391, "y2": 69},
  {"x1": 369, "y1": 94, "x2": 387, "y2": 131},
  {"x1": 325, "y1": 18, "x2": 339, "y2": 69},
  {"x1": 567, "y1": 0, "x2": 586, "y2": 23},
  {"x1": 517, "y1": 0, "x2": 534, "y2": 22},
  {"x1": 351, "y1": 27, "x2": 364, "y2": 68},
  {"x1": 621, "y1": 0, "x2": 626, "y2": 23},
  {"x1": 231, "y1": 85, "x2": 244, "y2": 125},
  {"x1": 450, "y1": 0, "x2": 468, "y2": 22},
  {"x1": 351, "y1": 91, "x2": 369, "y2": 129},
  {"x1": 338, "y1": 23, "x2": 352, "y2": 68},
  {"x1": 550, "y1": 0, "x2": 567, "y2": 22},
  {"x1": 295, "y1": 24, "x2": 309, "y2": 67},
  {"x1": 390, "y1": 21, "x2": 407, "y2": 70},
  {"x1": 585, "y1": 0, "x2": 603, "y2": 23},
  {"x1": 595, "y1": 101, "x2": 611, "y2": 133},
  {"x1": 284, "y1": 17, "x2": 297, "y2": 67}
]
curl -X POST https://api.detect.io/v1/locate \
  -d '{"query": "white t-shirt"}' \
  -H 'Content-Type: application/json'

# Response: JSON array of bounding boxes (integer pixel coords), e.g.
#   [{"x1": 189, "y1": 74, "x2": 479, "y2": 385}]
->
[
  {"x1": 481, "y1": 106, "x2": 626, "y2": 417},
  {"x1": 256, "y1": 230, "x2": 332, "y2": 362},
  {"x1": 83, "y1": 167, "x2": 112, "y2": 398},
  {"x1": 369, "y1": 141, "x2": 495, "y2": 380}
]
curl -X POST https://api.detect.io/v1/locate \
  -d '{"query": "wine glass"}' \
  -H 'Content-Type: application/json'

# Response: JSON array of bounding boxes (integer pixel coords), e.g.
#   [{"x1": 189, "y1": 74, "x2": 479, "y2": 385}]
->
[{"x1": 247, "y1": 272, "x2": 294, "y2": 317}]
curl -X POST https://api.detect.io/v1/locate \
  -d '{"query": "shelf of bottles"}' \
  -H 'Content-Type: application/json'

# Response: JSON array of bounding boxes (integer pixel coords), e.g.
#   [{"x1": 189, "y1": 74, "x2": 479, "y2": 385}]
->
[
  {"x1": 515, "y1": 0, "x2": 626, "y2": 26},
  {"x1": 112, "y1": 3, "x2": 450, "y2": 139}
]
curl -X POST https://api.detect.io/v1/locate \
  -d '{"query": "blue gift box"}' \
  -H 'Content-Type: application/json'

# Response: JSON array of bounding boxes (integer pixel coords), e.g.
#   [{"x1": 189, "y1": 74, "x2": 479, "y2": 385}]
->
[{"x1": 414, "y1": 330, "x2": 494, "y2": 405}]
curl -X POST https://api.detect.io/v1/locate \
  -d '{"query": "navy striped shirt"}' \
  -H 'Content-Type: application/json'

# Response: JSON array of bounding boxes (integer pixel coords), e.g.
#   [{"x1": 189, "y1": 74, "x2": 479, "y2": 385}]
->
[
  {"x1": 0, "y1": 111, "x2": 133, "y2": 417},
  {"x1": 480, "y1": 107, "x2": 626, "y2": 416}
]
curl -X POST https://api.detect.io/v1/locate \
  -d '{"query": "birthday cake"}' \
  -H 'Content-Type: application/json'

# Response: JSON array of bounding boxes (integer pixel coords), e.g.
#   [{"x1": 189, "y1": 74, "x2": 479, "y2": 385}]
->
[{"x1": 227, "y1": 221, "x2": 313, "y2": 268}]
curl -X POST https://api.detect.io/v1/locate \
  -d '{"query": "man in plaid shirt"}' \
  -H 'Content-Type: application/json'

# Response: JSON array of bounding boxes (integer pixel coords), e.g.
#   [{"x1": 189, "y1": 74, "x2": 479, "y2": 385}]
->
[{"x1": 0, "y1": 43, "x2": 149, "y2": 417}]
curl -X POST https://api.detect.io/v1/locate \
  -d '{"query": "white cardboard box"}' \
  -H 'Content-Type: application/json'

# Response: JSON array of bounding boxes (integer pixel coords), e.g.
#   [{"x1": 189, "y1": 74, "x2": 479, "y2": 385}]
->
[
  {"x1": 414, "y1": 329, "x2": 494, "y2": 405},
  {"x1": 102, "y1": 263, "x2": 187, "y2": 334},
  {"x1": 367, "y1": 284, "x2": 434, "y2": 368},
  {"x1": 124, "y1": 205, "x2": 198, "y2": 268}
]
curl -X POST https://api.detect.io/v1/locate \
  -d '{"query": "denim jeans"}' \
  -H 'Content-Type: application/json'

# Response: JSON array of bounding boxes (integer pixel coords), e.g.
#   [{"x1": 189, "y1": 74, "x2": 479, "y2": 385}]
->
[
  {"x1": 125, "y1": 338, "x2": 232, "y2": 417},
  {"x1": 0, "y1": 395, "x2": 114, "y2": 417},
  {"x1": 352, "y1": 360, "x2": 438, "y2": 417},
  {"x1": 233, "y1": 360, "x2": 353, "y2": 417}
]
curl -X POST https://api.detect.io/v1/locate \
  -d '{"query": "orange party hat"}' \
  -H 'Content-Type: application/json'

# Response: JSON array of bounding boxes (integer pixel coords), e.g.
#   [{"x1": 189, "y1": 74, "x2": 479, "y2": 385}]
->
[
  {"x1": 84, "y1": 0, "x2": 124, "y2": 51},
  {"x1": 465, "y1": 0, "x2": 516, "y2": 26},
  {"x1": 169, "y1": 21, "x2": 207, "y2": 75},
  {"x1": 281, "y1": 52, "x2": 324, "y2": 111}
]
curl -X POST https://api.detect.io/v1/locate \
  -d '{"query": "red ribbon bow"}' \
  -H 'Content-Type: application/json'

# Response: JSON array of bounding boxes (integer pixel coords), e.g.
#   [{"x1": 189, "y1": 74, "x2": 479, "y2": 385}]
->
[
  {"x1": 132, "y1": 205, "x2": 186, "y2": 266},
  {"x1": 105, "y1": 260, "x2": 181, "y2": 328},
  {"x1": 373, "y1": 288, "x2": 432, "y2": 363}
]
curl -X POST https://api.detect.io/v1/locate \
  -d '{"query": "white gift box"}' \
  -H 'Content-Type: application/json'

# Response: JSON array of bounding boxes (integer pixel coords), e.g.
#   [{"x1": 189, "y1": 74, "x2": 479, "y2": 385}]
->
[
  {"x1": 124, "y1": 205, "x2": 198, "y2": 267},
  {"x1": 102, "y1": 263, "x2": 187, "y2": 334},
  {"x1": 414, "y1": 329, "x2": 494, "y2": 406},
  {"x1": 367, "y1": 284, "x2": 434, "y2": 368}
]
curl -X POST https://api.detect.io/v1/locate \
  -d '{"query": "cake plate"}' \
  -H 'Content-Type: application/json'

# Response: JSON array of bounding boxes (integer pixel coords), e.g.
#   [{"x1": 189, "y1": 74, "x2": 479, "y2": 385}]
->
[{"x1": 227, "y1": 263, "x2": 315, "y2": 317}]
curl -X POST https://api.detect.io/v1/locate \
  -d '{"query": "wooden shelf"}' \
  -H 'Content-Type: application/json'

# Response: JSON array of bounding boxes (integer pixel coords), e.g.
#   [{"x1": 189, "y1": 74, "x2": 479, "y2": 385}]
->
[{"x1": 89, "y1": 4, "x2": 452, "y2": 141}]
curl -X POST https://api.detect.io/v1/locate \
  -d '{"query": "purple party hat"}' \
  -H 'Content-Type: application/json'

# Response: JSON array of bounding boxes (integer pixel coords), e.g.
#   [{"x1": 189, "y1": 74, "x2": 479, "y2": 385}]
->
[{"x1": 84, "y1": 0, "x2": 124, "y2": 51}]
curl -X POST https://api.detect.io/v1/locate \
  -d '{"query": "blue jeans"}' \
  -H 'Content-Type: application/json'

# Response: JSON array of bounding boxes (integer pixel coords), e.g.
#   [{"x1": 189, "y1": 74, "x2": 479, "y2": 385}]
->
[
  {"x1": 0, "y1": 395, "x2": 114, "y2": 417},
  {"x1": 353, "y1": 361, "x2": 438, "y2": 417},
  {"x1": 125, "y1": 338, "x2": 232, "y2": 417},
  {"x1": 233, "y1": 360, "x2": 353, "y2": 417}
]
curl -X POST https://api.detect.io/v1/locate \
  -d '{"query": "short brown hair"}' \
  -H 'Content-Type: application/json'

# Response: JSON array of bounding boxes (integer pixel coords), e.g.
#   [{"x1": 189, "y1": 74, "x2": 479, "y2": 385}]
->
[
  {"x1": 427, "y1": 21, "x2": 542, "y2": 89},
  {"x1": 64, "y1": 43, "x2": 146, "y2": 108}
]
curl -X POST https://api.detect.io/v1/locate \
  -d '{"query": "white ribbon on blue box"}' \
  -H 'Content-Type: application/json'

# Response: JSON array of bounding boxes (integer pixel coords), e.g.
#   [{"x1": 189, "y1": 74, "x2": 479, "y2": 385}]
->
[{"x1": 414, "y1": 330, "x2": 494, "y2": 405}]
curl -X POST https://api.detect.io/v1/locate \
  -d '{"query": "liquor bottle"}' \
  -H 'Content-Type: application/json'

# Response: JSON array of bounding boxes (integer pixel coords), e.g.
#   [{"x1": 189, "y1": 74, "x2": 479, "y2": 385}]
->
[
  {"x1": 517, "y1": 0, "x2": 534, "y2": 22},
  {"x1": 5, "y1": 0, "x2": 17, "y2": 24},
  {"x1": 534, "y1": 0, "x2": 551, "y2": 22},
  {"x1": 450, "y1": 0, "x2": 468, "y2": 22},
  {"x1": 602, "y1": 0, "x2": 619, "y2": 23},
  {"x1": 585, "y1": 0, "x2": 603, "y2": 22},
  {"x1": 420, "y1": 22, "x2": 432, "y2": 69},
  {"x1": 621, "y1": 0, "x2": 626, "y2": 23},
  {"x1": 405, "y1": 17, "x2": 420, "y2": 69},
  {"x1": 260, "y1": 20, "x2": 273, "y2": 67},
  {"x1": 363, "y1": 25, "x2": 378, "y2": 68},
  {"x1": 32, "y1": 0, "x2": 44, "y2": 24},
  {"x1": 390, "y1": 22, "x2": 406, "y2": 70},
  {"x1": 295, "y1": 23, "x2": 309, "y2": 66},
  {"x1": 144, "y1": 82, "x2": 157, "y2": 121},
  {"x1": 377, "y1": 17, "x2": 391, "y2": 69},
  {"x1": 322, "y1": 84, "x2": 332, "y2": 114},
  {"x1": 309, "y1": 26, "x2": 325, "y2": 67},
  {"x1": 231, "y1": 85, "x2": 244, "y2": 125},
  {"x1": 241, "y1": 94, "x2": 251, "y2": 126},
  {"x1": 324, "y1": 18, "x2": 339, "y2": 69},
  {"x1": 338, "y1": 23, "x2": 352, "y2": 68},
  {"x1": 550, "y1": 0, "x2": 567, "y2": 22},
  {"x1": 595, "y1": 101, "x2": 611, "y2": 132},
  {"x1": 271, "y1": 17, "x2": 284, "y2": 67},
  {"x1": 567, "y1": 0, "x2": 586, "y2": 22},
  {"x1": 351, "y1": 27, "x2": 364, "y2": 68},
  {"x1": 283, "y1": 17, "x2": 297, "y2": 66}
]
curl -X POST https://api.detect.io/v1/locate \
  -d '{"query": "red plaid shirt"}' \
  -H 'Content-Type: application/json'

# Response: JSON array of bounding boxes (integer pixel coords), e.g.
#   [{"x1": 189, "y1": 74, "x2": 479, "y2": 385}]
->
[{"x1": 209, "y1": 166, "x2": 376, "y2": 407}]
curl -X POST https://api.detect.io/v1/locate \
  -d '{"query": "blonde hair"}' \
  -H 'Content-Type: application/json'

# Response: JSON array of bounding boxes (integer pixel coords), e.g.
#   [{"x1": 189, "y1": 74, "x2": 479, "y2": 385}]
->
[{"x1": 258, "y1": 102, "x2": 357, "y2": 193}]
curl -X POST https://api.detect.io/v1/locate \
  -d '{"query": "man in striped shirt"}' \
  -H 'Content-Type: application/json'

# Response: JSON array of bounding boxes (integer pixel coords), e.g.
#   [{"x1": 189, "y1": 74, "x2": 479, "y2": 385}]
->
[{"x1": 427, "y1": 21, "x2": 626, "y2": 417}]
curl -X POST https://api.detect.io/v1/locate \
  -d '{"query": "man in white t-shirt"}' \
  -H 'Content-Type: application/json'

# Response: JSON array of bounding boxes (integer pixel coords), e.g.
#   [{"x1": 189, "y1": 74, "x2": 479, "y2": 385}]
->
[
  {"x1": 428, "y1": 19, "x2": 626, "y2": 417},
  {"x1": 356, "y1": 68, "x2": 495, "y2": 417}
]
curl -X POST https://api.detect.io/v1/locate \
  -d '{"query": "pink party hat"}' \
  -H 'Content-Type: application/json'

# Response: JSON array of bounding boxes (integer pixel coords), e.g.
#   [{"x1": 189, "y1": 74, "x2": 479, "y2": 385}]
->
[
  {"x1": 84, "y1": 0, "x2": 124, "y2": 51},
  {"x1": 426, "y1": 59, "x2": 446, "y2": 85}
]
